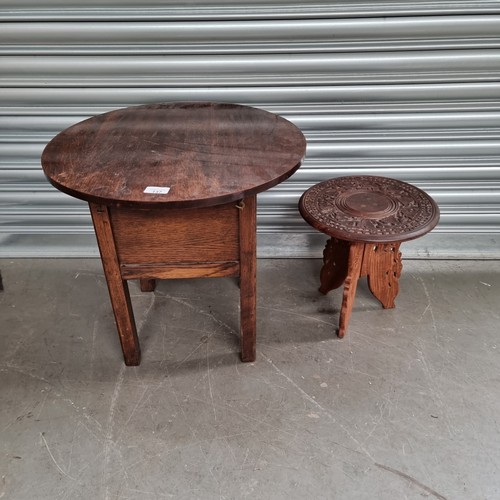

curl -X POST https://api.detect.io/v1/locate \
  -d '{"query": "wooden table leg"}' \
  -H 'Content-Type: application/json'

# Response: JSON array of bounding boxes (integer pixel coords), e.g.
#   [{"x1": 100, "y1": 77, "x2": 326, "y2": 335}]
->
[
  {"x1": 366, "y1": 243, "x2": 402, "y2": 309},
  {"x1": 338, "y1": 242, "x2": 364, "y2": 338},
  {"x1": 238, "y1": 195, "x2": 257, "y2": 362},
  {"x1": 140, "y1": 278, "x2": 156, "y2": 292},
  {"x1": 90, "y1": 203, "x2": 141, "y2": 366},
  {"x1": 319, "y1": 237, "x2": 350, "y2": 294}
]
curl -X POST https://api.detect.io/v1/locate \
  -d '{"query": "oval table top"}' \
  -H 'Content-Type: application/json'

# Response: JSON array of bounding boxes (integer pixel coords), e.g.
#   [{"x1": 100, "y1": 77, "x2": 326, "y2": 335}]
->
[
  {"x1": 41, "y1": 102, "x2": 307, "y2": 208},
  {"x1": 299, "y1": 175, "x2": 440, "y2": 243}
]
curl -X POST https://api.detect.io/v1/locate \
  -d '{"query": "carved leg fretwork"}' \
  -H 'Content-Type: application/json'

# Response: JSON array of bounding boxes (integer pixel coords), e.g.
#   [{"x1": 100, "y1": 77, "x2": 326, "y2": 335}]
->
[
  {"x1": 318, "y1": 238, "x2": 404, "y2": 338},
  {"x1": 365, "y1": 243, "x2": 402, "y2": 309},
  {"x1": 319, "y1": 237, "x2": 350, "y2": 294}
]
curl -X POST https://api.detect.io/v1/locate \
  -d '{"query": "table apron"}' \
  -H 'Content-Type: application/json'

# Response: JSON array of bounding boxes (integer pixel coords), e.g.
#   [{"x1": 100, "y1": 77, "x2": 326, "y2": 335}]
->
[
  {"x1": 89, "y1": 198, "x2": 253, "y2": 282},
  {"x1": 106, "y1": 200, "x2": 241, "y2": 266}
]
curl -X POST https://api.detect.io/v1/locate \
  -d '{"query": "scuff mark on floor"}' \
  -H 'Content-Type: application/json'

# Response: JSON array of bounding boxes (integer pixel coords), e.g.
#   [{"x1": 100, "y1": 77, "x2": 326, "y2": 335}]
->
[{"x1": 375, "y1": 462, "x2": 448, "y2": 500}]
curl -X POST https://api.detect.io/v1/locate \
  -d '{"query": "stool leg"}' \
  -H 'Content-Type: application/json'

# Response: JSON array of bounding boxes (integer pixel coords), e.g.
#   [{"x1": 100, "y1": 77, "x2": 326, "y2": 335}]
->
[
  {"x1": 319, "y1": 238, "x2": 350, "y2": 294},
  {"x1": 90, "y1": 203, "x2": 141, "y2": 366},
  {"x1": 338, "y1": 243, "x2": 364, "y2": 338},
  {"x1": 140, "y1": 278, "x2": 156, "y2": 292},
  {"x1": 366, "y1": 243, "x2": 402, "y2": 309}
]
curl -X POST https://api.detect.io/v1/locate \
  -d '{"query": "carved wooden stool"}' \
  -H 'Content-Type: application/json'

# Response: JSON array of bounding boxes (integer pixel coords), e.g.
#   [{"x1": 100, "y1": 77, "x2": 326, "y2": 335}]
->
[{"x1": 299, "y1": 175, "x2": 440, "y2": 337}]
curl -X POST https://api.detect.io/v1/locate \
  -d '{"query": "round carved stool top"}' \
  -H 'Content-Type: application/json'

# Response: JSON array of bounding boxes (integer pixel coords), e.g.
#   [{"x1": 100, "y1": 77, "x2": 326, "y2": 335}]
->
[{"x1": 299, "y1": 175, "x2": 440, "y2": 243}]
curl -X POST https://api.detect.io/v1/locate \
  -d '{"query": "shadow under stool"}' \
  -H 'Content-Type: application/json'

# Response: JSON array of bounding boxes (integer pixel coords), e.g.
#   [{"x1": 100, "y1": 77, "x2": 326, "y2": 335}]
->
[{"x1": 299, "y1": 175, "x2": 440, "y2": 338}]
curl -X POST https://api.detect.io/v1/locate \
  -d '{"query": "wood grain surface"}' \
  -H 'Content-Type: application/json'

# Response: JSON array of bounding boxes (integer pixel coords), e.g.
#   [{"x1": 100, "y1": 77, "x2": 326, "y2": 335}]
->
[
  {"x1": 42, "y1": 102, "x2": 306, "y2": 208},
  {"x1": 109, "y1": 202, "x2": 240, "y2": 264}
]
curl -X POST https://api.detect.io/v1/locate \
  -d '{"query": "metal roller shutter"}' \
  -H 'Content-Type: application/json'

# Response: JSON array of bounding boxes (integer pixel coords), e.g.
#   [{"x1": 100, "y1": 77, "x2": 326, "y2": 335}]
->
[{"x1": 1, "y1": 1, "x2": 499, "y2": 258}]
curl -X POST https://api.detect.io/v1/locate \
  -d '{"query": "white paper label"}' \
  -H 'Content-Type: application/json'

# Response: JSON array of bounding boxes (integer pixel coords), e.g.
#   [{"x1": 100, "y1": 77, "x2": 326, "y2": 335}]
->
[{"x1": 143, "y1": 186, "x2": 171, "y2": 194}]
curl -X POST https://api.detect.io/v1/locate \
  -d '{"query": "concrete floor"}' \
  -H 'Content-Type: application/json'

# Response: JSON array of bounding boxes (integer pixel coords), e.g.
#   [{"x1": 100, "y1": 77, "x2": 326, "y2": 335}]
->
[{"x1": 0, "y1": 257, "x2": 499, "y2": 500}]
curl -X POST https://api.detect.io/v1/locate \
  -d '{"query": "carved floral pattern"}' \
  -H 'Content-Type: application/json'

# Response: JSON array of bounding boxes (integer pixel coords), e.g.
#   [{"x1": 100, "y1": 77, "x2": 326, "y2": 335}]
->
[{"x1": 300, "y1": 176, "x2": 439, "y2": 240}]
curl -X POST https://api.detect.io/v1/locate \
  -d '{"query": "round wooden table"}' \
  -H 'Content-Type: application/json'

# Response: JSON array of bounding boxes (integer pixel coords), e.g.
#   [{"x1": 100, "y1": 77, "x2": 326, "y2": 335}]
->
[
  {"x1": 42, "y1": 102, "x2": 306, "y2": 365},
  {"x1": 299, "y1": 175, "x2": 440, "y2": 338}
]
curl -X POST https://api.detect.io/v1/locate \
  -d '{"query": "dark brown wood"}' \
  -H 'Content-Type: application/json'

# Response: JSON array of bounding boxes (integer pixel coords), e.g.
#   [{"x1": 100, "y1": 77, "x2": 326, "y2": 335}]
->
[
  {"x1": 238, "y1": 195, "x2": 257, "y2": 362},
  {"x1": 299, "y1": 175, "x2": 440, "y2": 243},
  {"x1": 42, "y1": 102, "x2": 306, "y2": 209},
  {"x1": 89, "y1": 203, "x2": 140, "y2": 366},
  {"x1": 319, "y1": 237, "x2": 350, "y2": 294},
  {"x1": 139, "y1": 279, "x2": 156, "y2": 292},
  {"x1": 299, "y1": 176, "x2": 439, "y2": 338},
  {"x1": 41, "y1": 102, "x2": 306, "y2": 365}
]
